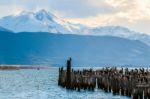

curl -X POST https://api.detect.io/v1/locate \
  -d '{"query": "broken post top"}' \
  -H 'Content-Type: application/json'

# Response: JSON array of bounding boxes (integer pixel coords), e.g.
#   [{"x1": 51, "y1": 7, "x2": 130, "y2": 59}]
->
[
  {"x1": 67, "y1": 57, "x2": 72, "y2": 69},
  {"x1": 69, "y1": 57, "x2": 72, "y2": 62}
]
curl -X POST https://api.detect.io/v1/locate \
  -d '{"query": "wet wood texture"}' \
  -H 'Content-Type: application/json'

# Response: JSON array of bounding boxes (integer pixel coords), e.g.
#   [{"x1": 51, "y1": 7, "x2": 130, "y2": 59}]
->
[{"x1": 58, "y1": 58, "x2": 150, "y2": 99}]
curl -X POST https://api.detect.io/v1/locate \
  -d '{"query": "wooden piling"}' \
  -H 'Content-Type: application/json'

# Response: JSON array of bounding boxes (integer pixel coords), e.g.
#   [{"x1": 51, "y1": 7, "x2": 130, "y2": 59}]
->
[
  {"x1": 66, "y1": 57, "x2": 72, "y2": 89},
  {"x1": 58, "y1": 58, "x2": 150, "y2": 98}
]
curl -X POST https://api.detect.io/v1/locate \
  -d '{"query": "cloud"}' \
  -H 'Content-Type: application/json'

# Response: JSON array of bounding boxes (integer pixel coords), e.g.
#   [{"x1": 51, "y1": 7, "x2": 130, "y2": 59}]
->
[
  {"x1": 41, "y1": 0, "x2": 115, "y2": 18},
  {"x1": 0, "y1": 5, "x2": 24, "y2": 17},
  {"x1": 0, "y1": 0, "x2": 116, "y2": 18},
  {"x1": 66, "y1": 0, "x2": 150, "y2": 24},
  {"x1": 0, "y1": 0, "x2": 150, "y2": 33},
  {"x1": 64, "y1": 0, "x2": 150, "y2": 33}
]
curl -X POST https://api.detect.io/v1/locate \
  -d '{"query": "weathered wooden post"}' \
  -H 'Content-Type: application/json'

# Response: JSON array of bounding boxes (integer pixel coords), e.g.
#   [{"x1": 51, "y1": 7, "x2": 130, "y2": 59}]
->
[
  {"x1": 58, "y1": 67, "x2": 61, "y2": 85},
  {"x1": 58, "y1": 63, "x2": 150, "y2": 99},
  {"x1": 66, "y1": 57, "x2": 72, "y2": 89},
  {"x1": 58, "y1": 67, "x2": 63, "y2": 86}
]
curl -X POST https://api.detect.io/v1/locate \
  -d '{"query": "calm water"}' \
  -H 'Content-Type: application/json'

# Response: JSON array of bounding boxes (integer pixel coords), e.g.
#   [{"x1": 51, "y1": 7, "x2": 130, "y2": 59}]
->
[{"x1": 0, "y1": 67, "x2": 129, "y2": 99}]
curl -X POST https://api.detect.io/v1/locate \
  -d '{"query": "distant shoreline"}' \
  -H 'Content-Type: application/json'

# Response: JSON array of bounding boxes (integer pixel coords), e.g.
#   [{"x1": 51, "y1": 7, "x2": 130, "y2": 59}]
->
[{"x1": 0, "y1": 65, "x2": 49, "y2": 70}]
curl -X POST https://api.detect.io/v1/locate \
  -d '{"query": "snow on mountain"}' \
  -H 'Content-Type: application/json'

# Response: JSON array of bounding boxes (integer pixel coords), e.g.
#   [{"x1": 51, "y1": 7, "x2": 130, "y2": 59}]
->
[
  {"x1": 0, "y1": 9, "x2": 150, "y2": 46},
  {"x1": 83, "y1": 26, "x2": 150, "y2": 46},
  {"x1": 0, "y1": 9, "x2": 78, "y2": 33}
]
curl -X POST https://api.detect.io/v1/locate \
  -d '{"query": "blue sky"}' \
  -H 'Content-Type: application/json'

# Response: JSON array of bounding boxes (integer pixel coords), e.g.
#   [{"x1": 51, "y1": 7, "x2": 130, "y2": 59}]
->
[{"x1": 0, "y1": 0, "x2": 150, "y2": 34}]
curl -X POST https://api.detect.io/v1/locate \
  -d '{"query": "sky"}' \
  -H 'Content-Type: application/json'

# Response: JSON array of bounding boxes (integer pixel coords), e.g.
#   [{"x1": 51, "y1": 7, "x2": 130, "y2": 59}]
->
[{"x1": 0, "y1": 0, "x2": 150, "y2": 34}]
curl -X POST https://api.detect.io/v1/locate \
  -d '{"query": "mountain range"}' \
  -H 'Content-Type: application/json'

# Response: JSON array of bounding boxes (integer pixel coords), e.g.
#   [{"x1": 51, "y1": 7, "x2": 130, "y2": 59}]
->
[
  {"x1": 0, "y1": 9, "x2": 79, "y2": 34},
  {"x1": 0, "y1": 9, "x2": 150, "y2": 66},
  {"x1": 0, "y1": 30, "x2": 150, "y2": 66},
  {"x1": 0, "y1": 9, "x2": 150, "y2": 47}
]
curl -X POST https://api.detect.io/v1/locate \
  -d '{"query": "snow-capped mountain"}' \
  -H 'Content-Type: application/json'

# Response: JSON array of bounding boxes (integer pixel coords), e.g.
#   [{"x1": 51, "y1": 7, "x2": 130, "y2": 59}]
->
[
  {"x1": 0, "y1": 9, "x2": 150, "y2": 66},
  {"x1": 83, "y1": 26, "x2": 150, "y2": 46},
  {"x1": 0, "y1": 9, "x2": 79, "y2": 33},
  {"x1": 0, "y1": 9, "x2": 150, "y2": 46}
]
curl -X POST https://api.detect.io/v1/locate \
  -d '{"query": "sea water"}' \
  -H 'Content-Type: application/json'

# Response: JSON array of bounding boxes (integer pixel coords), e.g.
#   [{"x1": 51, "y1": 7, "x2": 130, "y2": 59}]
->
[{"x1": 0, "y1": 67, "x2": 129, "y2": 99}]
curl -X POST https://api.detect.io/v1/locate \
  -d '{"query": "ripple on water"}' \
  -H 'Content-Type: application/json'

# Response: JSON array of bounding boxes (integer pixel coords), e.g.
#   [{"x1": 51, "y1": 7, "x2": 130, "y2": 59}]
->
[{"x1": 0, "y1": 67, "x2": 129, "y2": 99}]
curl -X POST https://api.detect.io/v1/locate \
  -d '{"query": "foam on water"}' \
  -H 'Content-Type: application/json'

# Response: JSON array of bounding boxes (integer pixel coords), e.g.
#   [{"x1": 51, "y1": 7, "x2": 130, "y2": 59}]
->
[{"x1": 0, "y1": 67, "x2": 129, "y2": 99}]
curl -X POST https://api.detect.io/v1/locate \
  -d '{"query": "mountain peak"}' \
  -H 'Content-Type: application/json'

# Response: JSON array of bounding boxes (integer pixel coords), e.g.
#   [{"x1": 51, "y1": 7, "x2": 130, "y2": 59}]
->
[
  {"x1": 35, "y1": 9, "x2": 57, "y2": 21},
  {"x1": 18, "y1": 10, "x2": 34, "y2": 16},
  {"x1": 14, "y1": 9, "x2": 56, "y2": 20},
  {"x1": 36, "y1": 9, "x2": 48, "y2": 14},
  {"x1": 0, "y1": 9, "x2": 75, "y2": 33}
]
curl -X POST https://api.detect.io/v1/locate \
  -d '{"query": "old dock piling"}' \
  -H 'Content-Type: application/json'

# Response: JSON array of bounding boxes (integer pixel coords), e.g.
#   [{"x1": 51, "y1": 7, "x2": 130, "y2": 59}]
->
[
  {"x1": 58, "y1": 58, "x2": 150, "y2": 99},
  {"x1": 66, "y1": 58, "x2": 72, "y2": 89}
]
